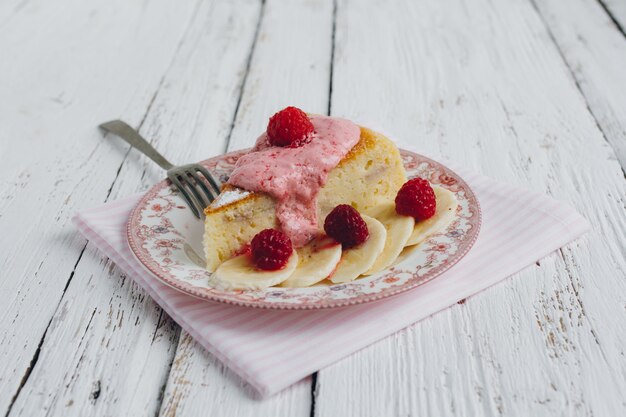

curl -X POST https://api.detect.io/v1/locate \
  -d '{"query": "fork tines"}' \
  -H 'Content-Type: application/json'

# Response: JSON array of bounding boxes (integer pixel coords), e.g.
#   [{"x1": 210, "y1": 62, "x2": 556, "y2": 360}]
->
[{"x1": 167, "y1": 164, "x2": 221, "y2": 219}]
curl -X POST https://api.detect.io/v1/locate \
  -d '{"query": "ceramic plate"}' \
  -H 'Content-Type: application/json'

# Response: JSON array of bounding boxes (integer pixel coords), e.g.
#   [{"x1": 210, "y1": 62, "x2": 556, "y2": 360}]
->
[{"x1": 127, "y1": 149, "x2": 481, "y2": 310}]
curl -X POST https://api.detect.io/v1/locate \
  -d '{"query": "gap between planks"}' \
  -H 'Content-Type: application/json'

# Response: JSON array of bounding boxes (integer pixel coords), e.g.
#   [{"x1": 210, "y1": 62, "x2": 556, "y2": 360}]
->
[
  {"x1": 3, "y1": 0, "x2": 205, "y2": 412},
  {"x1": 152, "y1": 0, "x2": 271, "y2": 415},
  {"x1": 309, "y1": 1, "x2": 338, "y2": 414},
  {"x1": 529, "y1": 0, "x2": 626, "y2": 175},
  {"x1": 103, "y1": 0, "x2": 206, "y2": 203},
  {"x1": 327, "y1": 0, "x2": 338, "y2": 117},
  {"x1": 223, "y1": 0, "x2": 268, "y2": 154},
  {"x1": 596, "y1": 0, "x2": 626, "y2": 38},
  {"x1": 4, "y1": 244, "x2": 88, "y2": 417}
]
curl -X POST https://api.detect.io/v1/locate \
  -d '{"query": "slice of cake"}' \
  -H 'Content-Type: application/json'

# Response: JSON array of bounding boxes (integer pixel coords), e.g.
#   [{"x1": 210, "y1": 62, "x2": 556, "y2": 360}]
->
[
  {"x1": 202, "y1": 106, "x2": 460, "y2": 290},
  {"x1": 203, "y1": 110, "x2": 407, "y2": 272}
]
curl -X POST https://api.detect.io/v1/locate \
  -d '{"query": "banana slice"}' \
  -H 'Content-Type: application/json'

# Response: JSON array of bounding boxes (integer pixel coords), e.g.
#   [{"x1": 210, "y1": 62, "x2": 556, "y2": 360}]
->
[
  {"x1": 211, "y1": 252, "x2": 298, "y2": 290},
  {"x1": 281, "y1": 236, "x2": 342, "y2": 288},
  {"x1": 405, "y1": 186, "x2": 458, "y2": 246},
  {"x1": 365, "y1": 202, "x2": 415, "y2": 275},
  {"x1": 329, "y1": 215, "x2": 387, "y2": 283}
]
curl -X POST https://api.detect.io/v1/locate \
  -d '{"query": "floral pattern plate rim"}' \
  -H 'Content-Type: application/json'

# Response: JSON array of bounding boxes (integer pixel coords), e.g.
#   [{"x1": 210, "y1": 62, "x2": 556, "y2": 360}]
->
[{"x1": 126, "y1": 149, "x2": 481, "y2": 310}]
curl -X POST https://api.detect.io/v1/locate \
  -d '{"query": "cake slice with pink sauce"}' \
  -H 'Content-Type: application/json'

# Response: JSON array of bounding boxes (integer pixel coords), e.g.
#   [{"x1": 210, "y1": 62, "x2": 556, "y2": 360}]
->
[{"x1": 203, "y1": 108, "x2": 408, "y2": 273}]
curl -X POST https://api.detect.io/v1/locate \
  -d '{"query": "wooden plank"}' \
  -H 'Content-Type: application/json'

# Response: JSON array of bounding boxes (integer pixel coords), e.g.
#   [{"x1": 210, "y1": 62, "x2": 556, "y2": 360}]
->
[
  {"x1": 533, "y1": 0, "x2": 626, "y2": 170},
  {"x1": 0, "y1": 0, "x2": 201, "y2": 414},
  {"x1": 157, "y1": 0, "x2": 334, "y2": 414},
  {"x1": 8, "y1": 253, "x2": 182, "y2": 417},
  {"x1": 3, "y1": 0, "x2": 262, "y2": 415},
  {"x1": 158, "y1": 333, "x2": 311, "y2": 417},
  {"x1": 226, "y1": 0, "x2": 334, "y2": 150},
  {"x1": 315, "y1": 0, "x2": 626, "y2": 415}
]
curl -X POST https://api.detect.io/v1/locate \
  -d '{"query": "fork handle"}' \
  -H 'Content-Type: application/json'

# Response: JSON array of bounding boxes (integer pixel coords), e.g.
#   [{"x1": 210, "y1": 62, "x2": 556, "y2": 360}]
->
[{"x1": 99, "y1": 120, "x2": 174, "y2": 170}]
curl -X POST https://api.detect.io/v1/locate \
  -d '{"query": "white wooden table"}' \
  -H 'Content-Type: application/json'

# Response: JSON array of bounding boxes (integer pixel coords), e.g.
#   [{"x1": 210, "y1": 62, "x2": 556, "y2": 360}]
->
[{"x1": 1, "y1": 0, "x2": 625, "y2": 415}]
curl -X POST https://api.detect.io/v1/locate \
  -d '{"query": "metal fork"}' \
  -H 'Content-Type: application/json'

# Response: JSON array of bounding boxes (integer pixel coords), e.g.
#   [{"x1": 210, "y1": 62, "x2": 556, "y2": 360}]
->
[{"x1": 99, "y1": 120, "x2": 221, "y2": 219}]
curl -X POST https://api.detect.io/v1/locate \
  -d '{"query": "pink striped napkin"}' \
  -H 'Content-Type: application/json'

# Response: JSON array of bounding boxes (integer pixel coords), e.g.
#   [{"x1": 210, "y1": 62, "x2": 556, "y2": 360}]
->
[{"x1": 72, "y1": 169, "x2": 588, "y2": 398}]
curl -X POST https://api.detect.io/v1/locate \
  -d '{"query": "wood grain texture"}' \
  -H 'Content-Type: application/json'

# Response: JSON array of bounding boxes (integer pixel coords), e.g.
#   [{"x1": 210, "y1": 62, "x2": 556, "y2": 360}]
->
[
  {"x1": 533, "y1": 0, "x2": 626, "y2": 170},
  {"x1": 157, "y1": 0, "x2": 334, "y2": 414},
  {"x1": 158, "y1": 333, "x2": 311, "y2": 417},
  {"x1": 315, "y1": 0, "x2": 626, "y2": 415},
  {"x1": 0, "y1": 0, "x2": 201, "y2": 414},
  {"x1": 2, "y1": 0, "x2": 262, "y2": 415},
  {"x1": 227, "y1": 0, "x2": 335, "y2": 149},
  {"x1": 1, "y1": 0, "x2": 625, "y2": 415}
]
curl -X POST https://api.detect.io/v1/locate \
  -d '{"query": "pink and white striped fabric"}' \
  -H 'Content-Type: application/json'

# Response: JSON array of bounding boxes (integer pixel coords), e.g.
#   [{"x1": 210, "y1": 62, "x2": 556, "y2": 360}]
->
[{"x1": 72, "y1": 169, "x2": 589, "y2": 398}]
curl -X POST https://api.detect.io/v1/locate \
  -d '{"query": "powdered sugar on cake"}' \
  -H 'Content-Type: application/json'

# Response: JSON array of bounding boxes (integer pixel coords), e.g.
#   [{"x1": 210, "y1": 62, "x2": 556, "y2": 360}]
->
[
  {"x1": 227, "y1": 115, "x2": 361, "y2": 247},
  {"x1": 211, "y1": 188, "x2": 251, "y2": 208}
]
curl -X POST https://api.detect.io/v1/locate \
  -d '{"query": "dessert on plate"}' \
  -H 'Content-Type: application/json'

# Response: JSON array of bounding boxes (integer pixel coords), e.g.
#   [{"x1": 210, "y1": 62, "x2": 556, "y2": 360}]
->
[{"x1": 202, "y1": 107, "x2": 458, "y2": 290}]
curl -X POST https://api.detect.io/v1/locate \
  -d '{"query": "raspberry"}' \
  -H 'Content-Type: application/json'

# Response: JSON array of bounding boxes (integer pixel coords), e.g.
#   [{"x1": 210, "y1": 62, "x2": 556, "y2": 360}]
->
[
  {"x1": 267, "y1": 106, "x2": 315, "y2": 148},
  {"x1": 395, "y1": 178, "x2": 436, "y2": 220},
  {"x1": 251, "y1": 229, "x2": 293, "y2": 270},
  {"x1": 324, "y1": 204, "x2": 369, "y2": 248}
]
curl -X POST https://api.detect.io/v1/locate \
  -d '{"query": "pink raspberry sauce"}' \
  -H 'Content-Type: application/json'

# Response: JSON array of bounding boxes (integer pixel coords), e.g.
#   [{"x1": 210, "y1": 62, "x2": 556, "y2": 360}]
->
[{"x1": 227, "y1": 115, "x2": 361, "y2": 247}]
